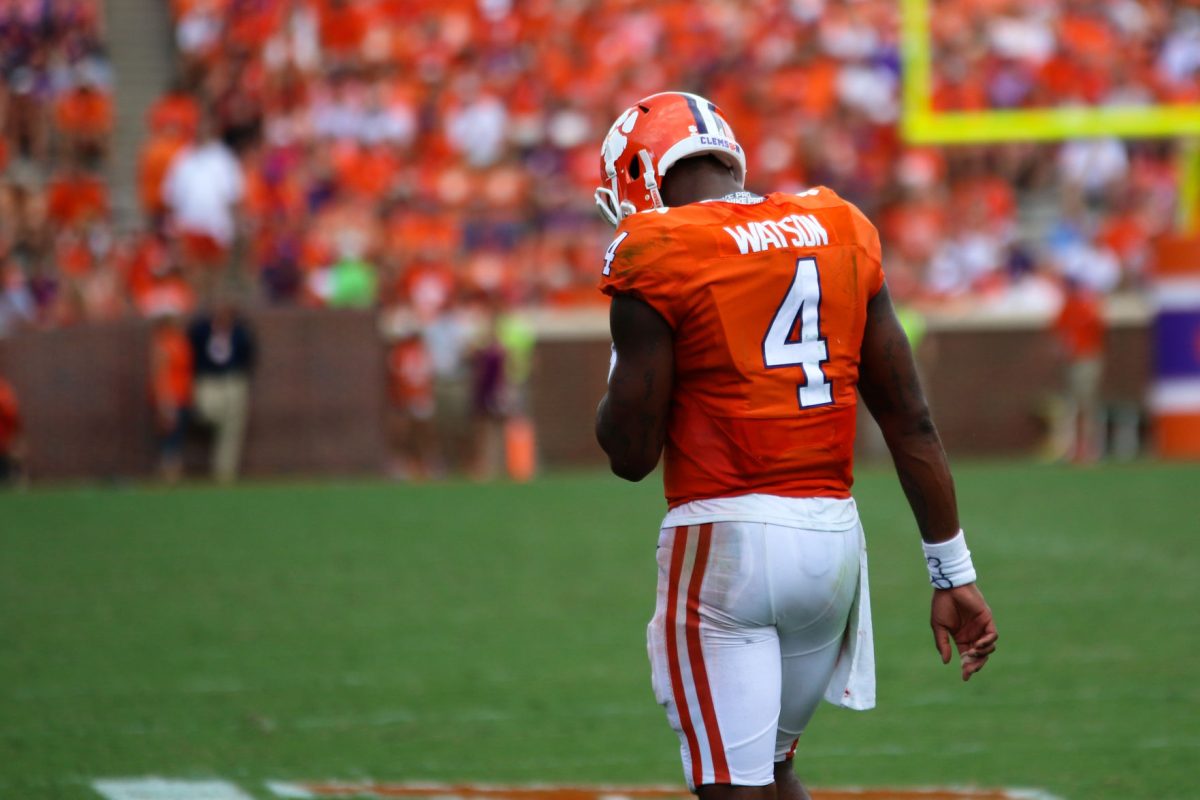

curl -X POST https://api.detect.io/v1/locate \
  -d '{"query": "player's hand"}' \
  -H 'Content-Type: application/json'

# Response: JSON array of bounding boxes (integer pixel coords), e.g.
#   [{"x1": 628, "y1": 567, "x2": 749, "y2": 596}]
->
[{"x1": 931, "y1": 584, "x2": 997, "y2": 682}]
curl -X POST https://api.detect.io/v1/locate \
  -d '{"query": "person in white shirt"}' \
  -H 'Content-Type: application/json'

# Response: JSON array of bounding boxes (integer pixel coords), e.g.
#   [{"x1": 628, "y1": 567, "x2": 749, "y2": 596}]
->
[{"x1": 162, "y1": 117, "x2": 245, "y2": 276}]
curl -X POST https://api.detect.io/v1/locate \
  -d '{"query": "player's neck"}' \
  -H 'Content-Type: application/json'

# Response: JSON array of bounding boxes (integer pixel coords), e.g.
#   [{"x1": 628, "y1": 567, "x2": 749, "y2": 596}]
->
[{"x1": 661, "y1": 162, "x2": 743, "y2": 207}]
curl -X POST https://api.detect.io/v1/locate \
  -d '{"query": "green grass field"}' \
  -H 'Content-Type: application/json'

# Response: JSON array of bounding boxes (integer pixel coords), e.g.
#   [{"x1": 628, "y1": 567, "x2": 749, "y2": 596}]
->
[{"x1": 2, "y1": 462, "x2": 1198, "y2": 800}]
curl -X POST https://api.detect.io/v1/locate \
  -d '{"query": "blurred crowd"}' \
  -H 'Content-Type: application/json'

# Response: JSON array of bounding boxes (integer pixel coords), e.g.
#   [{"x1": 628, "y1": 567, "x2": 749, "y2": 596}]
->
[
  {"x1": 0, "y1": 0, "x2": 1196, "y2": 336},
  {"x1": 932, "y1": 0, "x2": 1200, "y2": 111},
  {"x1": 1, "y1": 0, "x2": 113, "y2": 333},
  {"x1": 2, "y1": 0, "x2": 1193, "y2": 481}
]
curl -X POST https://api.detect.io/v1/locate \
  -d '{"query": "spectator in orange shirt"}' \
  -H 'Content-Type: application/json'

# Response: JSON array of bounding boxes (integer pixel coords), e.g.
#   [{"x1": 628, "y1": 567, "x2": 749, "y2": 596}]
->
[
  {"x1": 0, "y1": 375, "x2": 25, "y2": 487},
  {"x1": 1052, "y1": 279, "x2": 1106, "y2": 463},
  {"x1": 139, "y1": 129, "x2": 190, "y2": 226},
  {"x1": 53, "y1": 70, "x2": 113, "y2": 161},
  {"x1": 54, "y1": 228, "x2": 94, "y2": 279},
  {"x1": 46, "y1": 158, "x2": 110, "y2": 229},
  {"x1": 385, "y1": 324, "x2": 442, "y2": 480},
  {"x1": 151, "y1": 313, "x2": 194, "y2": 483},
  {"x1": 122, "y1": 229, "x2": 197, "y2": 318},
  {"x1": 148, "y1": 79, "x2": 203, "y2": 140},
  {"x1": 317, "y1": 0, "x2": 369, "y2": 61}
]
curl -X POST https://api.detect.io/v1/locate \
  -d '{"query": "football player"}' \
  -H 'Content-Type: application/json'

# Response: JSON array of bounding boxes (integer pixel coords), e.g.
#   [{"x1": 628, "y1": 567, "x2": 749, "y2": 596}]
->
[{"x1": 594, "y1": 92, "x2": 998, "y2": 800}]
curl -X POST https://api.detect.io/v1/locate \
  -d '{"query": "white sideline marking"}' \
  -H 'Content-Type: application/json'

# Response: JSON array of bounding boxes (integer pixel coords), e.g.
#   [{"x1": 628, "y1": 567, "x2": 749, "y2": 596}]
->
[
  {"x1": 94, "y1": 778, "x2": 256, "y2": 800},
  {"x1": 86, "y1": 780, "x2": 1066, "y2": 800},
  {"x1": 265, "y1": 783, "x2": 314, "y2": 799},
  {"x1": 261, "y1": 781, "x2": 1067, "y2": 800}
]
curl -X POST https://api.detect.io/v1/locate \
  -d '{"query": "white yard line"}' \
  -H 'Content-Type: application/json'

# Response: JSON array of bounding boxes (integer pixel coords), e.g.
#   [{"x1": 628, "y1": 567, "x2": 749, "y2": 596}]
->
[
  {"x1": 81, "y1": 779, "x2": 1070, "y2": 800},
  {"x1": 93, "y1": 778, "x2": 256, "y2": 800},
  {"x1": 259, "y1": 781, "x2": 1067, "y2": 800}
]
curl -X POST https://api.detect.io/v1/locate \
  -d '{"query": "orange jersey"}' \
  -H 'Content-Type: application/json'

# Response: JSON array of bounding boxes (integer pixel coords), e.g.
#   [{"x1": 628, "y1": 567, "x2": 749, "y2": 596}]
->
[
  {"x1": 599, "y1": 189, "x2": 884, "y2": 507},
  {"x1": 46, "y1": 174, "x2": 109, "y2": 228},
  {"x1": 139, "y1": 134, "x2": 188, "y2": 215},
  {"x1": 0, "y1": 378, "x2": 19, "y2": 452},
  {"x1": 387, "y1": 338, "x2": 435, "y2": 408},
  {"x1": 152, "y1": 327, "x2": 195, "y2": 407},
  {"x1": 1055, "y1": 290, "x2": 1105, "y2": 359}
]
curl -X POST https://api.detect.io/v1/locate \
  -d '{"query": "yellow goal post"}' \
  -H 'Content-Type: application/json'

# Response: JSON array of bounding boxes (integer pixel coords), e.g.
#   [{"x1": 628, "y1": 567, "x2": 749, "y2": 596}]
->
[{"x1": 899, "y1": 0, "x2": 1200, "y2": 231}]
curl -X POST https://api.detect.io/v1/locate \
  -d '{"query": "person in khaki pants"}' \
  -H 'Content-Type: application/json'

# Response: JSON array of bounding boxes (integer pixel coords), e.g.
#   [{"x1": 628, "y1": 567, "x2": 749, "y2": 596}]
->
[
  {"x1": 188, "y1": 302, "x2": 255, "y2": 483},
  {"x1": 1052, "y1": 279, "x2": 1105, "y2": 464}
]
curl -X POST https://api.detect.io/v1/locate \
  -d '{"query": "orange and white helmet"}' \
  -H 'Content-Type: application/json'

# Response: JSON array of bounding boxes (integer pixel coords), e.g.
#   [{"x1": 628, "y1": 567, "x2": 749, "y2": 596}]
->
[{"x1": 594, "y1": 91, "x2": 746, "y2": 226}]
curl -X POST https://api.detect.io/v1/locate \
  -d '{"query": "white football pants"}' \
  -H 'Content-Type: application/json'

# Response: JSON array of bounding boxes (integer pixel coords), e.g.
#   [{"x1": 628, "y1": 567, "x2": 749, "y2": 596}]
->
[{"x1": 647, "y1": 519, "x2": 861, "y2": 788}]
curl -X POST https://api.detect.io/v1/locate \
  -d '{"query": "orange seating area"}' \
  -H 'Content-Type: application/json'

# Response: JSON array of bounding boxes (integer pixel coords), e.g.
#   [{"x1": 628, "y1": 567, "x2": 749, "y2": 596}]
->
[{"x1": 0, "y1": 0, "x2": 1194, "y2": 335}]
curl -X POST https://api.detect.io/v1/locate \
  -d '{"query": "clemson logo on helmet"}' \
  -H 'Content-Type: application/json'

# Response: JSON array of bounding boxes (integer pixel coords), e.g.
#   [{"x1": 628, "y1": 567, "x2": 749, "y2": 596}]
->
[{"x1": 602, "y1": 107, "x2": 639, "y2": 179}]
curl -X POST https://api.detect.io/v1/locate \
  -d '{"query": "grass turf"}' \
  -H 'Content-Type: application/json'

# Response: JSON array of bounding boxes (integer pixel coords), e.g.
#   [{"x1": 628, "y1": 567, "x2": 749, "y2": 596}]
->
[{"x1": 1, "y1": 461, "x2": 1198, "y2": 800}]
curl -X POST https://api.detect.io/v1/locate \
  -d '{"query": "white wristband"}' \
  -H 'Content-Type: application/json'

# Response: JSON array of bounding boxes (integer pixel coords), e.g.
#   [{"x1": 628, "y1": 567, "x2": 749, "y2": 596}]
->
[
  {"x1": 608, "y1": 343, "x2": 618, "y2": 382},
  {"x1": 922, "y1": 530, "x2": 977, "y2": 589}
]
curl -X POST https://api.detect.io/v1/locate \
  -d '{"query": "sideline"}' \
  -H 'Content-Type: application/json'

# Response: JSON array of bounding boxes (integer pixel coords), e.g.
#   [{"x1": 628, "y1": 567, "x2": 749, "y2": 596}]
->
[{"x1": 92, "y1": 778, "x2": 1065, "y2": 800}]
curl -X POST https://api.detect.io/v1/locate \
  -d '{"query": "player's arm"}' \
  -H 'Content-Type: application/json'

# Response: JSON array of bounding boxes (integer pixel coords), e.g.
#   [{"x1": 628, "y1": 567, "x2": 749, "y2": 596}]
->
[
  {"x1": 595, "y1": 294, "x2": 674, "y2": 482},
  {"x1": 858, "y1": 283, "x2": 958, "y2": 540},
  {"x1": 858, "y1": 283, "x2": 998, "y2": 681}
]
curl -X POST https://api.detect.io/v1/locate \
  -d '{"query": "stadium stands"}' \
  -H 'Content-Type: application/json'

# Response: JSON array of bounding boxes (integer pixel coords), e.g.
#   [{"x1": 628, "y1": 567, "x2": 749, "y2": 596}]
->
[
  {"x1": 931, "y1": 0, "x2": 1200, "y2": 110},
  {"x1": 0, "y1": 0, "x2": 1193, "y2": 336}
]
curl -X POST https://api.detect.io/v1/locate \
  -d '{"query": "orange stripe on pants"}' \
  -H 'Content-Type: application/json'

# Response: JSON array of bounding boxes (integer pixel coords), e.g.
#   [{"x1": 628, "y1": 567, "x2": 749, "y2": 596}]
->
[
  {"x1": 664, "y1": 525, "x2": 703, "y2": 786},
  {"x1": 685, "y1": 523, "x2": 729, "y2": 783}
]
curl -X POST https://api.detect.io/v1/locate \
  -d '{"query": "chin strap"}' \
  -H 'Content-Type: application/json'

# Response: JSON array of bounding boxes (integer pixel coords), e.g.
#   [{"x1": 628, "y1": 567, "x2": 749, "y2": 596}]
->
[{"x1": 639, "y1": 150, "x2": 664, "y2": 211}]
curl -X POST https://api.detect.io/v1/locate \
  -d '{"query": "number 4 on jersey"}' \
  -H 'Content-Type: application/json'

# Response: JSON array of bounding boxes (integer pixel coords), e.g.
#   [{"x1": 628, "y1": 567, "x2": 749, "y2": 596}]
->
[
  {"x1": 762, "y1": 257, "x2": 832, "y2": 408},
  {"x1": 602, "y1": 231, "x2": 630, "y2": 276}
]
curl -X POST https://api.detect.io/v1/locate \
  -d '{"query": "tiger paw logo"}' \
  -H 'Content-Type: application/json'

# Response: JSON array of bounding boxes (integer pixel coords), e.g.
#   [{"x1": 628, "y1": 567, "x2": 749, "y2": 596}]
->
[{"x1": 602, "y1": 107, "x2": 639, "y2": 177}]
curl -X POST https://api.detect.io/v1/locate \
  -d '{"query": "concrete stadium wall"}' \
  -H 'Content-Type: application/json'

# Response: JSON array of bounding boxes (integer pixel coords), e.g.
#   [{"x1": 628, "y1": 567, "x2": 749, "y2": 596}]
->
[{"x1": 0, "y1": 307, "x2": 1150, "y2": 483}]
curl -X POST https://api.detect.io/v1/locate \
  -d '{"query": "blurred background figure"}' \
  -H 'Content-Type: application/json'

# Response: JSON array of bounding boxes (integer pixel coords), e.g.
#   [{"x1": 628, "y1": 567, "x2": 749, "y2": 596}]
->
[
  {"x1": 0, "y1": 260, "x2": 37, "y2": 336},
  {"x1": 424, "y1": 296, "x2": 472, "y2": 473},
  {"x1": 469, "y1": 305, "x2": 507, "y2": 481},
  {"x1": 162, "y1": 115, "x2": 244, "y2": 287},
  {"x1": 54, "y1": 61, "x2": 113, "y2": 164},
  {"x1": 138, "y1": 78, "x2": 197, "y2": 232},
  {"x1": 497, "y1": 306, "x2": 537, "y2": 482},
  {"x1": 188, "y1": 300, "x2": 255, "y2": 483},
  {"x1": 385, "y1": 319, "x2": 442, "y2": 480},
  {"x1": 310, "y1": 229, "x2": 378, "y2": 309},
  {"x1": 150, "y1": 311, "x2": 194, "y2": 484},
  {"x1": 0, "y1": 372, "x2": 25, "y2": 487},
  {"x1": 1051, "y1": 279, "x2": 1107, "y2": 463}
]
